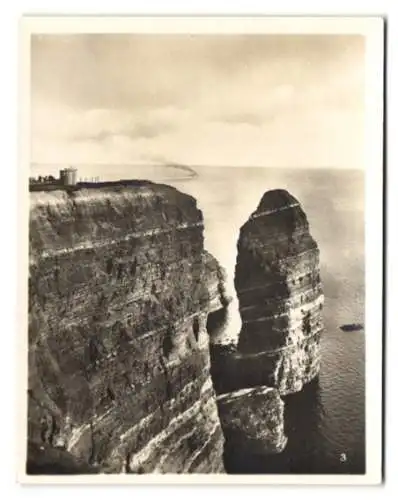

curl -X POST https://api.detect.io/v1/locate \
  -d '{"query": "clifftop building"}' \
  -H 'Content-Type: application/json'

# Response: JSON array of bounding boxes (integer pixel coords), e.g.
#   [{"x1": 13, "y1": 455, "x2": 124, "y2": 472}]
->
[
  {"x1": 30, "y1": 167, "x2": 101, "y2": 191},
  {"x1": 59, "y1": 167, "x2": 78, "y2": 186}
]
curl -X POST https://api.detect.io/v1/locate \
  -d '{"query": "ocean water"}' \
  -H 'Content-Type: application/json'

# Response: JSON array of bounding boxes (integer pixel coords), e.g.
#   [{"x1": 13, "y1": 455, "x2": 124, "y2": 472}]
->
[{"x1": 31, "y1": 163, "x2": 365, "y2": 474}]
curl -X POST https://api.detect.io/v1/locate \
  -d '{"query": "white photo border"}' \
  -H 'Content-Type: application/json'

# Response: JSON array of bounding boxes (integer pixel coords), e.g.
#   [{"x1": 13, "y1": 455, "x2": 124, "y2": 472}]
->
[{"x1": 17, "y1": 15, "x2": 385, "y2": 486}]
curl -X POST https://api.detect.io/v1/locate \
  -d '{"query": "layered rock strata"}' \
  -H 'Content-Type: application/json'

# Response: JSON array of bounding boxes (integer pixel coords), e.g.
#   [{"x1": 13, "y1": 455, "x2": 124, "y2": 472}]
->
[
  {"x1": 207, "y1": 189, "x2": 323, "y2": 466},
  {"x1": 28, "y1": 181, "x2": 225, "y2": 474},
  {"x1": 233, "y1": 189, "x2": 324, "y2": 395}
]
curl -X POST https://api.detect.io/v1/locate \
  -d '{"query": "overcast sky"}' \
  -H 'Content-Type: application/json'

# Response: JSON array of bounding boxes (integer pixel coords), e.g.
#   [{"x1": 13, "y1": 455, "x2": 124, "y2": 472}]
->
[{"x1": 31, "y1": 34, "x2": 365, "y2": 169}]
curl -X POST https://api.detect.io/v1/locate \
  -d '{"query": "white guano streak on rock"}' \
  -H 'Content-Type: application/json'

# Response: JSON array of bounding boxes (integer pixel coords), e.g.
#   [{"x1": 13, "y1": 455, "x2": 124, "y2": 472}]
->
[
  {"x1": 240, "y1": 286, "x2": 323, "y2": 313},
  {"x1": 250, "y1": 203, "x2": 299, "y2": 219},
  {"x1": 67, "y1": 407, "x2": 113, "y2": 452},
  {"x1": 242, "y1": 295, "x2": 324, "y2": 325},
  {"x1": 235, "y1": 326, "x2": 323, "y2": 359},
  {"x1": 200, "y1": 375, "x2": 214, "y2": 396},
  {"x1": 153, "y1": 427, "x2": 198, "y2": 472},
  {"x1": 216, "y1": 386, "x2": 274, "y2": 402},
  {"x1": 30, "y1": 186, "x2": 163, "y2": 210},
  {"x1": 127, "y1": 400, "x2": 203, "y2": 470},
  {"x1": 30, "y1": 221, "x2": 203, "y2": 264},
  {"x1": 69, "y1": 376, "x2": 216, "y2": 466},
  {"x1": 237, "y1": 251, "x2": 319, "y2": 294},
  {"x1": 117, "y1": 375, "x2": 215, "y2": 444},
  {"x1": 127, "y1": 390, "x2": 219, "y2": 471},
  {"x1": 183, "y1": 423, "x2": 220, "y2": 472}
]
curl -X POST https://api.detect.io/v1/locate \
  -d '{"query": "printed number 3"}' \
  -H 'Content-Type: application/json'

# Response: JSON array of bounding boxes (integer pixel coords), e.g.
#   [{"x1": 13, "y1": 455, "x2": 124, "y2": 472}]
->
[{"x1": 340, "y1": 453, "x2": 347, "y2": 463}]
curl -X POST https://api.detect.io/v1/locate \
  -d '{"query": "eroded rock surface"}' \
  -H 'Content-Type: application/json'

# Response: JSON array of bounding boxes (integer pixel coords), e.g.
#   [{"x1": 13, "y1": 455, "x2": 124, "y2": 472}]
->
[
  {"x1": 203, "y1": 250, "x2": 231, "y2": 313},
  {"x1": 211, "y1": 190, "x2": 323, "y2": 395},
  {"x1": 217, "y1": 386, "x2": 287, "y2": 456},
  {"x1": 207, "y1": 189, "x2": 323, "y2": 467},
  {"x1": 234, "y1": 189, "x2": 324, "y2": 395},
  {"x1": 28, "y1": 182, "x2": 224, "y2": 474}
]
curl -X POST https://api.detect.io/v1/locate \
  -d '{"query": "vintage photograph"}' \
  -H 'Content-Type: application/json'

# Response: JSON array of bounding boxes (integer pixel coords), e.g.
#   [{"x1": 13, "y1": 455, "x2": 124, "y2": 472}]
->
[{"x1": 20, "y1": 17, "x2": 383, "y2": 483}]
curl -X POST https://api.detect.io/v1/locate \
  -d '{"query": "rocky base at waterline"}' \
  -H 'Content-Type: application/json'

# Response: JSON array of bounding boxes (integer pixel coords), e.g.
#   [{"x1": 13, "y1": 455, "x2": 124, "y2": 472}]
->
[
  {"x1": 217, "y1": 386, "x2": 287, "y2": 457},
  {"x1": 28, "y1": 181, "x2": 225, "y2": 474}
]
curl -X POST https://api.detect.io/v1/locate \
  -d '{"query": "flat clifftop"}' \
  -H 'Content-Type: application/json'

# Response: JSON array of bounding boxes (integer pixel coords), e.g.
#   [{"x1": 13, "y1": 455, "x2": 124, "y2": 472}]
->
[
  {"x1": 29, "y1": 179, "x2": 196, "y2": 204},
  {"x1": 30, "y1": 182, "x2": 202, "y2": 263},
  {"x1": 30, "y1": 181, "x2": 200, "y2": 218},
  {"x1": 28, "y1": 181, "x2": 225, "y2": 474}
]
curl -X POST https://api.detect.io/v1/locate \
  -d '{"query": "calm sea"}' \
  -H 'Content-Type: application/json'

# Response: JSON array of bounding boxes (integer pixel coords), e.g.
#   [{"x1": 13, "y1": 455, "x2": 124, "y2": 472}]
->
[{"x1": 31, "y1": 164, "x2": 365, "y2": 474}]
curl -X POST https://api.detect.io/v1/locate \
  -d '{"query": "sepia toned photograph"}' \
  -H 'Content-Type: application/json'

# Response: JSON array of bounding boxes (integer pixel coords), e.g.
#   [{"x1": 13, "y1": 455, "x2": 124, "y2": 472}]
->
[{"x1": 19, "y1": 16, "x2": 384, "y2": 484}]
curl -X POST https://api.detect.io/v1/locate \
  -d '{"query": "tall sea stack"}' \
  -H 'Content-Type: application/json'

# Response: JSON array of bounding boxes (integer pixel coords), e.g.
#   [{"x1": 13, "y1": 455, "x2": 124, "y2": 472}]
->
[
  {"x1": 208, "y1": 189, "x2": 323, "y2": 464},
  {"x1": 234, "y1": 189, "x2": 324, "y2": 395}
]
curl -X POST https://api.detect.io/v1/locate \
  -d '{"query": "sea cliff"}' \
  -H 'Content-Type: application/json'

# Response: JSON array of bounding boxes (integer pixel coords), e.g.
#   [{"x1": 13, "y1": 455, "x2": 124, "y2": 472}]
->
[
  {"x1": 210, "y1": 189, "x2": 324, "y2": 397},
  {"x1": 235, "y1": 189, "x2": 324, "y2": 394},
  {"x1": 27, "y1": 183, "x2": 323, "y2": 474},
  {"x1": 28, "y1": 181, "x2": 225, "y2": 473}
]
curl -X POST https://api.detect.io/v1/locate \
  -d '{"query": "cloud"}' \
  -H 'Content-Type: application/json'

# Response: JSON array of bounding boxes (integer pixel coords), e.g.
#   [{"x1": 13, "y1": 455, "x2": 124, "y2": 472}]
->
[{"x1": 31, "y1": 35, "x2": 365, "y2": 169}]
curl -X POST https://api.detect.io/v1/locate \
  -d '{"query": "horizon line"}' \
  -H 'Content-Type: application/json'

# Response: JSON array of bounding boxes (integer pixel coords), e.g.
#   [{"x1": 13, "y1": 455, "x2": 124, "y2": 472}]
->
[{"x1": 30, "y1": 162, "x2": 363, "y2": 170}]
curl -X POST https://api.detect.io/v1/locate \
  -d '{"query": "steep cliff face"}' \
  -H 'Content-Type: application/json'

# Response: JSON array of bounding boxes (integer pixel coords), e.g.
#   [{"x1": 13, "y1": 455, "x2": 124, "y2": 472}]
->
[
  {"x1": 234, "y1": 189, "x2": 324, "y2": 395},
  {"x1": 203, "y1": 250, "x2": 231, "y2": 313},
  {"x1": 28, "y1": 181, "x2": 224, "y2": 474}
]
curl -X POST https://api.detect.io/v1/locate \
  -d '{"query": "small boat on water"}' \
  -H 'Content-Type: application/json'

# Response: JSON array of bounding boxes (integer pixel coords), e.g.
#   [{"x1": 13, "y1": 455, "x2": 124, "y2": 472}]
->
[{"x1": 340, "y1": 323, "x2": 364, "y2": 332}]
